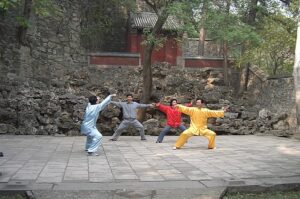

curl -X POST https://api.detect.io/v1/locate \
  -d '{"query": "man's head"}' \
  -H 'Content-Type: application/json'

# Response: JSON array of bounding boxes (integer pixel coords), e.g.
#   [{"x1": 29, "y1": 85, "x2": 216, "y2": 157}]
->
[
  {"x1": 89, "y1": 96, "x2": 100, "y2": 105},
  {"x1": 195, "y1": 98, "x2": 204, "y2": 108},
  {"x1": 126, "y1": 93, "x2": 133, "y2": 102},
  {"x1": 170, "y1": 99, "x2": 177, "y2": 107}
]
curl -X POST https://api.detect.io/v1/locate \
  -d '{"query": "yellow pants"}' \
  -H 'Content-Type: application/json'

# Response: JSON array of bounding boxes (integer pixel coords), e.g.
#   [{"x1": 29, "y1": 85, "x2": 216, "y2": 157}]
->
[{"x1": 174, "y1": 128, "x2": 216, "y2": 149}]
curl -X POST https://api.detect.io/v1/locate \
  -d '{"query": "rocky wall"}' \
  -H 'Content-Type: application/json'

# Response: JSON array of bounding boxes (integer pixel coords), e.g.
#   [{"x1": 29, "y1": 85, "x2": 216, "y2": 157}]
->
[
  {"x1": 237, "y1": 67, "x2": 296, "y2": 136},
  {"x1": 0, "y1": 0, "x2": 86, "y2": 135},
  {"x1": 0, "y1": 60, "x2": 295, "y2": 137}
]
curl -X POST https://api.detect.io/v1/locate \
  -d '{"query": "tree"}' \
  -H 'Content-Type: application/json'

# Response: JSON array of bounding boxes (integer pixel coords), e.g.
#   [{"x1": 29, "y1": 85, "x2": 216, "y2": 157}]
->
[
  {"x1": 223, "y1": 0, "x2": 231, "y2": 85},
  {"x1": 0, "y1": 0, "x2": 60, "y2": 45},
  {"x1": 236, "y1": 0, "x2": 297, "y2": 78},
  {"x1": 198, "y1": 0, "x2": 208, "y2": 55},
  {"x1": 138, "y1": 0, "x2": 200, "y2": 121},
  {"x1": 138, "y1": 0, "x2": 175, "y2": 121},
  {"x1": 245, "y1": 16, "x2": 295, "y2": 75},
  {"x1": 17, "y1": 0, "x2": 32, "y2": 44},
  {"x1": 204, "y1": 1, "x2": 259, "y2": 86},
  {"x1": 239, "y1": 0, "x2": 258, "y2": 93},
  {"x1": 294, "y1": 4, "x2": 300, "y2": 133}
]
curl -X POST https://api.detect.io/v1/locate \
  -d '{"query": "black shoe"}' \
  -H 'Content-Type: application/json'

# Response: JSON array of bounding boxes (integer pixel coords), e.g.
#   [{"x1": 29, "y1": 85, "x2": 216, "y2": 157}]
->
[
  {"x1": 141, "y1": 138, "x2": 147, "y2": 141},
  {"x1": 156, "y1": 141, "x2": 161, "y2": 143},
  {"x1": 87, "y1": 152, "x2": 99, "y2": 156},
  {"x1": 109, "y1": 138, "x2": 117, "y2": 141}
]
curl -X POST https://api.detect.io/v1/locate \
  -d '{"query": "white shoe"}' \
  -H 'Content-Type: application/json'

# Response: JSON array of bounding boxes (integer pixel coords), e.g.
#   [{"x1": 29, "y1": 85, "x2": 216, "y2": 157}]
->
[{"x1": 172, "y1": 146, "x2": 177, "y2": 150}]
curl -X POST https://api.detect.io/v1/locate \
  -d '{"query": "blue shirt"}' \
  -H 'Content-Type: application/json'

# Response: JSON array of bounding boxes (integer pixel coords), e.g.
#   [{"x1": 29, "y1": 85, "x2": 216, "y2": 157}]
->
[{"x1": 80, "y1": 95, "x2": 112, "y2": 134}]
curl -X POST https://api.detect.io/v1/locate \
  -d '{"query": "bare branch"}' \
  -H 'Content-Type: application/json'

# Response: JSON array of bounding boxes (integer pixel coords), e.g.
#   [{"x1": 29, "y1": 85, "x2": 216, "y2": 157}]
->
[{"x1": 144, "y1": 0, "x2": 157, "y2": 12}]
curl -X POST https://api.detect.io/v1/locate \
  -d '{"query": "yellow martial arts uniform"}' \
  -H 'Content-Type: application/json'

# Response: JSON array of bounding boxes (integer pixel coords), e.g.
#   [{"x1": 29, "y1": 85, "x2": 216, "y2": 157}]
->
[{"x1": 174, "y1": 105, "x2": 224, "y2": 149}]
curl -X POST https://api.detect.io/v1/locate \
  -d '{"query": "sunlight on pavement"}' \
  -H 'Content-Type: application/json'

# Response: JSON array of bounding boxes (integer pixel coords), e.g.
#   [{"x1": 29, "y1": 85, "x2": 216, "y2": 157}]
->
[{"x1": 277, "y1": 145, "x2": 300, "y2": 155}]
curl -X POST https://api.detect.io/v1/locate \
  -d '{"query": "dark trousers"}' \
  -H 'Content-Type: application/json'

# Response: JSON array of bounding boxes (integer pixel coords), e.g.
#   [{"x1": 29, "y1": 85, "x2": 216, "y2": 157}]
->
[{"x1": 156, "y1": 124, "x2": 186, "y2": 143}]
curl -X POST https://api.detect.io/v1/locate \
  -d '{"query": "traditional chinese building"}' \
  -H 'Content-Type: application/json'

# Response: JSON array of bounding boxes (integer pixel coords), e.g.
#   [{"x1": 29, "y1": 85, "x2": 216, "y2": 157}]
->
[{"x1": 127, "y1": 11, "x2": 182, "y2": 65}]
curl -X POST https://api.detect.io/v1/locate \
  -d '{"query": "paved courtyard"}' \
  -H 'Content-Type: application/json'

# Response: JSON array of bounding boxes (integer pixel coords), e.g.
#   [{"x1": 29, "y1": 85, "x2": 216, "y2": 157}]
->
[{"x1": 0, "y1": 135, "x2": 300, "y2": 198}]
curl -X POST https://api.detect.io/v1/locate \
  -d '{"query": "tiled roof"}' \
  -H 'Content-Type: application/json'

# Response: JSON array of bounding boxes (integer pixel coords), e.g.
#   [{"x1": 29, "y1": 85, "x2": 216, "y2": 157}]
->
[{"x1": 130, "y1": 12, "x2": 180, "y2": 30}]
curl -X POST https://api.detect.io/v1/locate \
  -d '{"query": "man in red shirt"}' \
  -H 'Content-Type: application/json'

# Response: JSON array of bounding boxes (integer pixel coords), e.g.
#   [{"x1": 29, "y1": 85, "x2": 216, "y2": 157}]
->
[{"x1": 155, "y1": 99, "x2": 191, "y2": 143}]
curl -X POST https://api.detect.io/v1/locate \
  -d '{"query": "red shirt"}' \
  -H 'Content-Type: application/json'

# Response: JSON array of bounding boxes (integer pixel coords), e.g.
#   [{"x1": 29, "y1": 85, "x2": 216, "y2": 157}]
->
[{"x1": 156, "y1": 103, "x2": 192, "y2": 128}]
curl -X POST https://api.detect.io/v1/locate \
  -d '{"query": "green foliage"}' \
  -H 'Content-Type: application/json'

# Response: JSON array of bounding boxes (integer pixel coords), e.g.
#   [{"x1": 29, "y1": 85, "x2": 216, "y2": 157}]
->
[
  {"x1": 288, "y1": 0, "x2": 300, "y2": 17},
  {"x1": 141, "y1": 0, "x2": 200, "y2": 49},
  {"x1": 167, "y1": 0, "x2": 199, "y2": 37},
  {"x1": 0, "y1": 0, "x2": 61, "y2": 29},
  {"x1": 15, "y1": 15, "x2": 28, "y2": 27},
  {"x1": 32, "y1": 0, "x2": 60, "y2": 17},
  {"x1": 239, "y1": 15, "x2": 296, "y2": 75},
  {"x1": 205, "y1": 9, "x2": 259, "y2": 44},
  {"x1": 0, "y1": 0, "x2": 59, "y2": 16},
  {"x1": 141, "y1": 27, "x2": 167, "y2": 50},
  {"x1": 201, "y1": 2, "x2": 260, "y2": 63},
  {"x1": 224, "y1": 190, "x2": 300, "y2": 199},
  {"x1": 192, "y1": 0, "x2": 296, "y2": 76},
  {"x1": 0, "y1": 0, "x2": 20, "y2": 12},
  {"x1": 0, "y1": 192, "x2": 27, "y2": 199}
]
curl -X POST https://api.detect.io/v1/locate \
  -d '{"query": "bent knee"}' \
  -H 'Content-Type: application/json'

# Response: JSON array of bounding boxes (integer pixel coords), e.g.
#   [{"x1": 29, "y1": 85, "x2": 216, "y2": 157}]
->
[
  {"x1": 202, "y1": 129, "x2": 216, "y2": 136},
  {"x1": 182, "y1": 129, "x2": 193, "y2": 136}
]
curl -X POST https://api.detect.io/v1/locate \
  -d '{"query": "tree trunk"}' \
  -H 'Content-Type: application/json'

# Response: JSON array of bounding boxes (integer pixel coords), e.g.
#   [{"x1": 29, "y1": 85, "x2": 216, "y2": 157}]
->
[
  {"x1": 247, "y1": 0, "x2": 258, "y2": 25},
  {"x1": 222, "y1": 0, "x2": 230, "y2": 86},
  {"x1": 141, "y1": 44, "x2": 154, "y2": 104},
  {"x1": 198, "y1": 27, "x2": 205, "y2": 56},
  {"x1": 198, "y1": 0, "x2": 207, "y2": 56},
  {"x1": 239, "y1": 0, "x2": 258, "y2": 94},
  {"x1": 138, "y1": 10, "x2": 169, "y2": 121},
  {"x1": 223, "y1": 40, "x2": 229, "y2": 85},
  {"x1": 294, "y1": 18, "x2": 300, "y2": 134},
  {"x1": 17, "y1": 0, "x2": 32, "y2": 45}
]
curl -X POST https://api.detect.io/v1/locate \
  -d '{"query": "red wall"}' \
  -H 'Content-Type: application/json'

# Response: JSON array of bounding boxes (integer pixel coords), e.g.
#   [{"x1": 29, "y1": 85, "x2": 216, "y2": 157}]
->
[
  {"x1": 90, "y1": 56, "x2": 139, "y2": 66},
  {"x1": 89, "y1": 55, "x2": 226, "y2": 68},
  {"x1": 128, "y1": 32, "x2": 181, "y2": 65},
  {"x1": 185, "y1": 59, "x2": 223, "y2": 68}
]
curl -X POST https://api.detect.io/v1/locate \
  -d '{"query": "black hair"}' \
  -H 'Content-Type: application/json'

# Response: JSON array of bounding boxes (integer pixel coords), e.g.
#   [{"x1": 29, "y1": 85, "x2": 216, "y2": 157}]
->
[
  {"x1": 126, "y1": 93, "x2": 133, "y2": 97},
  {"x1": 89, "y1": 96, "x2": 98, "y2": 105},
  {"x1": 196, "y1": 98, "x2": 205, "y2": 104},
  {"x1": 169, "y1": 99, "x2": 177, "y2": 106}
]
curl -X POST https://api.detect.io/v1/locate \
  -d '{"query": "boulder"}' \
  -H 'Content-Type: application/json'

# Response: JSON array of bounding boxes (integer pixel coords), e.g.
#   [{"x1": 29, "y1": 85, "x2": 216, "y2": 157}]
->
[{"x1": 0, "y1": 124, "x2": 8, "y2": 134}]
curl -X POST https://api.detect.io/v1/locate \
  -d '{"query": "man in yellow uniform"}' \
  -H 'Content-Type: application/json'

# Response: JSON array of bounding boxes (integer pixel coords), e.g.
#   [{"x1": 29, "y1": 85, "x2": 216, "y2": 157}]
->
[{"x1": 173, "y1": 98, "x2": 228, "y2": 150}]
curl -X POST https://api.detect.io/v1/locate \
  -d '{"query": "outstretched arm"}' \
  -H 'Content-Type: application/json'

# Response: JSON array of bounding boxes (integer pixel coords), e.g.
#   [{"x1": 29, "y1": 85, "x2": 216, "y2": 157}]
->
[
  {"x1": 175, "y1": 105, "x2": 193, "y2": 115},
  {"x1": 185, "y1": 102, "x2": 193, "y2": 107},
  {"x1": 137, "y1": 103, "x2": 153, "y2": 109},
  {"x1": 205, "y1": 109, "x2": 225, "y2": 118},
  {"x1": 110, "y1": 100, "x2": 122, "y2": 108},
  {"x1": 155, "y1": 103, "x2": 168, "y2": 113},
  {"x1": 97, "y1": 94, "x2": 116, "y2": 112}
]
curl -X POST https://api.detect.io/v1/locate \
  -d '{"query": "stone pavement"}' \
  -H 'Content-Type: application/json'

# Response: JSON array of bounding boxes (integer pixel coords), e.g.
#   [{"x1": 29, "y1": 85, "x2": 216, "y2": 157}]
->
[{"x1": 0, "y1": 135, "x2": 300, "y2": 198}]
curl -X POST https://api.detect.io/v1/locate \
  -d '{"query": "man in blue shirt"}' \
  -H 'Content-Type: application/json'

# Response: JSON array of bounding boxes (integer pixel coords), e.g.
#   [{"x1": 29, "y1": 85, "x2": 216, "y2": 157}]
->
[
  {"x1": 81, "y1": 93, "x2": 116, "y2": 156},
  {"x1": 110, "y1": 94, "x2": 153, "y2": 141}
]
